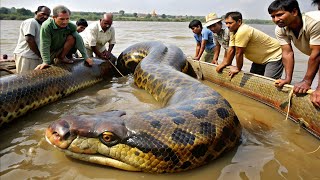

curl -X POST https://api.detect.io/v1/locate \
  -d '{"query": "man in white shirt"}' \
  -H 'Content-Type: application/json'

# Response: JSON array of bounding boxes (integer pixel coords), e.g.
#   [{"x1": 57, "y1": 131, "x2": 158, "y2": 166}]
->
[
  {"x1": 13, "y1": 6, "x2": 51, "y2": 73},
  {"x1": 80, "y1": 13, "x2": 116, "y2": 61}
]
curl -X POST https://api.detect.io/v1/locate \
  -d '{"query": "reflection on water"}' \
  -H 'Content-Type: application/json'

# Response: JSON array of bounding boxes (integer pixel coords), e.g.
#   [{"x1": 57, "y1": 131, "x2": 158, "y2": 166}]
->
[{"x1": 1, "y1": 76, "x2": 319, "y2": 180}]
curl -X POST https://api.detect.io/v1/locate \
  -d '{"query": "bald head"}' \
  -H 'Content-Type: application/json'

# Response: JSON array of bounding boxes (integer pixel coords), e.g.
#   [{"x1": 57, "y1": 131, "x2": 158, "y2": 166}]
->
[
  {"x1": 100, "y1": 13, "x2": 113, "y2": 31},
  {"x1": 103, "y1": 13, "x2": 113, "y2": 20}
]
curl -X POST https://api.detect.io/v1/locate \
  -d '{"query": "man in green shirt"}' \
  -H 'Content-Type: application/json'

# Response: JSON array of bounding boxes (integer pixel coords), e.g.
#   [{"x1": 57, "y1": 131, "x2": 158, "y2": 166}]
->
[{"x1": 35, "y1": 5, "x2": 92, "y2": 70}]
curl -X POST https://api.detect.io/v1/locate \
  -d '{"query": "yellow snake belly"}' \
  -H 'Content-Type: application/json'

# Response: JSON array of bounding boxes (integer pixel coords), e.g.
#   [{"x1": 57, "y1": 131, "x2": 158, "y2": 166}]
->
[
  {"x1": 0, "y1": 59, "x2": 112, "y2": 126},
  {"x1": 45, "y1": 41, "x2": 242, "y2": 173}
]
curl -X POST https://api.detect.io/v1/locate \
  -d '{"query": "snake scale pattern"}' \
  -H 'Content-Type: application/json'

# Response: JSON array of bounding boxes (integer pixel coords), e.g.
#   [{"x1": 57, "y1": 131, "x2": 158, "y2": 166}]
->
[
  {"x1": 45, "y1": 41, "x2": 242, "y2": 173},
  {"x1": 187, "y1": 59, "x2": 320, "y2": 139},
  {"x1": 0, "y1": 59, "x2": 112, "y2": 126}
]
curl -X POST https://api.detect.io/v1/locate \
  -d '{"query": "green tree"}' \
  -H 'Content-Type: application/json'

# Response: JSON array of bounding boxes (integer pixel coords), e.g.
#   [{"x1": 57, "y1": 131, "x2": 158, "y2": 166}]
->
[
  {"x1": 146, "y1": 14, "x2": 151, "y2": 18},
  {"x1": 16, "y1": 8, "x2": 33, "y2": 16},
  {"x1": 10, "y1": 7, "x2": 16, "y2": 13},
  {"x1": 133, "y1": 12, "x2": 138, "y2": 17},
  {"x1": 161, "y1": 14, "x2": 167, "y2": 19},
  {"x1": 119, "y1": 10, "x2": 125, "y2": 16},
  {"x1": 0, "y1": 7, "x2": 10, "y2": 14}
]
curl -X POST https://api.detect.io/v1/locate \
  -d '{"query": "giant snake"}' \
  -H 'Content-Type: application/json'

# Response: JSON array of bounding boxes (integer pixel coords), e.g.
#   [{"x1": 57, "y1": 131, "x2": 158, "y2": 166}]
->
[{"x1": 45, "y1": 41, "x2": 242, "y2": 173}]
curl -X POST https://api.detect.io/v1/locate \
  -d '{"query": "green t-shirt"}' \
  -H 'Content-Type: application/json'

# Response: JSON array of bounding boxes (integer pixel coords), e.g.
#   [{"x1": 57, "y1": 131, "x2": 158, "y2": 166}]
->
[{"x1": 40, "y1": 18, "x2": 88, "y2": 64}]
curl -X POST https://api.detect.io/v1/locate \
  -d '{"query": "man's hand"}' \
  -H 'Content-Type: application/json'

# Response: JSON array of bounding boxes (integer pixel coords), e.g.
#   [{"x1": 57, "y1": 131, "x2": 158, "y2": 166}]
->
[
  {"x1": 34, "y1": 63, "x2": 50, "y2": 70},
  {"x1": 85, "y1": 58, "x2": 93, "y2": 66},
  {"x1": 216, "y1": 64, "x2": 226, "y2": 73},
  {"x1": 102, "y1": 50, "x2": 112, "y2": 60},
  {"x1": 310, "y1": 88, "x2": 320, "y2": 107},
  {"x1": 193, "y1": 56, "x2": 200, "y2": 60},
  {"x1": 211, "y1": 59, "x2": 218, "y2": 65},
  {"x1": 228, "y1": 66, "x2": 240, "y2": 78},
  {"x1": 293, "y1": 80, "x2": 311, "y2": 94},
  {"x1": 274, "y1": 78, "x2": 291, "y2": 87}
]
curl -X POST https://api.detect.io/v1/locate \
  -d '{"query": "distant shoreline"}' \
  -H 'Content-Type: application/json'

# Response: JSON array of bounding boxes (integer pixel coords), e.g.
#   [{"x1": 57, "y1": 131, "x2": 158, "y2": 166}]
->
[{"x1": 0, "y1": 7, "x2": 274, "y2": 24}]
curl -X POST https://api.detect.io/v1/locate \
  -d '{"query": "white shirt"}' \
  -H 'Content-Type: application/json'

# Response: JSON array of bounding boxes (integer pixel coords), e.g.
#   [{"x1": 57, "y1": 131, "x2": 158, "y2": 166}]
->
[
  {"x1": 81, "y1": 21, "x2": 116, "y2": 52},
  {"x1": 13, "y1": 18, "x2": 41, "y2": 59}
]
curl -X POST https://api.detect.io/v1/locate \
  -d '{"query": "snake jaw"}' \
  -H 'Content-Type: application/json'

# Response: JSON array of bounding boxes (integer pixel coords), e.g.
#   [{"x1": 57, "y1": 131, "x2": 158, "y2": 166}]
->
[{"x1": 63, "y1": 149, "x2": 141, "y2": 172}]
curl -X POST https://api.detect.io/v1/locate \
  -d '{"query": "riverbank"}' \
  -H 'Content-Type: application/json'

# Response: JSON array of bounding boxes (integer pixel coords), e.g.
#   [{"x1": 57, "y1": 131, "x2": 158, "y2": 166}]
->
[{"x1": 0, "y1": 7, "x2": 273, "y2": 24}]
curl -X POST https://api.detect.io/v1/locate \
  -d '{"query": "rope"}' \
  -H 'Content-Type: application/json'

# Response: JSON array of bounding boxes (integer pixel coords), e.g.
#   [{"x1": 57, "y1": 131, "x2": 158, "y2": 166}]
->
[
  {"x1": 107, "y1": 59, "x2": 124, "y2": 77},
  {"x1": 306, "y1": 145, "x2": 320, "y2": 155},
  {"x1": 285, "y1": 88, "x2": 294, "y2": 121},
  {"x1": 283, "y1": 87, "x2": 317, "y2": 140}
]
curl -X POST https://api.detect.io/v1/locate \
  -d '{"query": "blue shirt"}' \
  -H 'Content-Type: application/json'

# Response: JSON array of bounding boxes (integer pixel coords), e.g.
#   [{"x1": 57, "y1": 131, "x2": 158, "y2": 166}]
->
[{"x1": 193, "y1": 28, "x2": 215, "y2": 51}]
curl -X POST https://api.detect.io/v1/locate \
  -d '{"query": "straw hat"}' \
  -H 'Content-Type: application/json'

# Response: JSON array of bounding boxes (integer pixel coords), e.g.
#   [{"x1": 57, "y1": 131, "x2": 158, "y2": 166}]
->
[{"x1": 204, "y1": 12, "x2": 222, "y2": 27}]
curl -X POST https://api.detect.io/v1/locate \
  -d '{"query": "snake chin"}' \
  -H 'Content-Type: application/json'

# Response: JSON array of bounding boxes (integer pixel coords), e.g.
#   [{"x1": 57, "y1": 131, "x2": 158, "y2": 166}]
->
[{"x1": 63, "y1": 150, "x2": 141, "y2": 172}]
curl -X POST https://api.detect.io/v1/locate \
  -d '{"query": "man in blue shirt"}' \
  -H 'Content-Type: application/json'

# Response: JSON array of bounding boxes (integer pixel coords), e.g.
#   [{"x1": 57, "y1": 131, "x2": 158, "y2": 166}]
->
[{"x1": 189, "y1": 20, "x2": 215, "y2": 63}]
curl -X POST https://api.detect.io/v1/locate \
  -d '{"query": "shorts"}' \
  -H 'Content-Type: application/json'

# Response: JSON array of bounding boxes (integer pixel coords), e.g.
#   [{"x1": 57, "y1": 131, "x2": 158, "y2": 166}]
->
[
  {"x1": 200, "y1": 48, "x2": 214, "y2": 63},
  {"x1": 250, "y1": 59, "x2": 283, "y2": 79}
]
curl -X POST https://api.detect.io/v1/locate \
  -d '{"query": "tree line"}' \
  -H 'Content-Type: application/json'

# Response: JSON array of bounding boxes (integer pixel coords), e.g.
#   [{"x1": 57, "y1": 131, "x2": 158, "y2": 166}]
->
[{"x1": 0, "y1": 7, "x2": 273, "y2": 24}]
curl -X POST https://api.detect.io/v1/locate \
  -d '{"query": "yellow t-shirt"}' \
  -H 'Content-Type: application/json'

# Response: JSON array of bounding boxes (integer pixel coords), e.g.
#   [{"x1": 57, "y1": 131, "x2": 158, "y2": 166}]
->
[
  {"x1": 229, "y1": 24, "x2": 282, "y2": 64},
  {"x1": 275, "y1": 11, "x2": 320, "y2": 56}
]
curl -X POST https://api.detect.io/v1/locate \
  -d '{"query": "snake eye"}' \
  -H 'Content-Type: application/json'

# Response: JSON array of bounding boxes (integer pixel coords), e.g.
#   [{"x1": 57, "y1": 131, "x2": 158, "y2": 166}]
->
[{"x1": 99, "y1": 131, "x2": 120, "y2": 147}]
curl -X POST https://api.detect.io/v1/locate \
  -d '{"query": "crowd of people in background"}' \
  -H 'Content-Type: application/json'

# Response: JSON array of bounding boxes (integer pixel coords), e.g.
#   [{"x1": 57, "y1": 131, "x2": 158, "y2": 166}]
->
[{"x1": 3, "y1": 0, "x2": 320, "y2": 107}]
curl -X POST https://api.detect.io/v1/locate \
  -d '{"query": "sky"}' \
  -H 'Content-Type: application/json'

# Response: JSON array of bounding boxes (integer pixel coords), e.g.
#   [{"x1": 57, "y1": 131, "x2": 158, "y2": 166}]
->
[{"x1": 0, "y1": 0, "x2": 316, "y2": 20}]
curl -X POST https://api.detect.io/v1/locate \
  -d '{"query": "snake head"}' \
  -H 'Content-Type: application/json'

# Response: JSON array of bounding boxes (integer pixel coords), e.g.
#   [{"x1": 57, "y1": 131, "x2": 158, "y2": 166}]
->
[
  {"x1": 45, "y1": 110, "x2": 143, "y2": 171},
  {"x1": 45, "y1": 110, "x2": 127, "y2": 149}
]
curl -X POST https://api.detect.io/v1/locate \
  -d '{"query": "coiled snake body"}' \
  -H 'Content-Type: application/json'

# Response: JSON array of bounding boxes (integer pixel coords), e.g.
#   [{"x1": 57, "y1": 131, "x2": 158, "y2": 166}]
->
[{"x1": 46, "y1": 42, "x2": 242, "y2": 173}]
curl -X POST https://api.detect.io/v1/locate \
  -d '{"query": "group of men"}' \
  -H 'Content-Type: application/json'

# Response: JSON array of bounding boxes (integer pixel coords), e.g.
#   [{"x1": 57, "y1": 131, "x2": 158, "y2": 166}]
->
[
  {"x1": 189, "y1": 0, "x2": 320, "y2": 107},
  {"x1": 13, "y1": 5, "x2": 116, "y2": 72}
]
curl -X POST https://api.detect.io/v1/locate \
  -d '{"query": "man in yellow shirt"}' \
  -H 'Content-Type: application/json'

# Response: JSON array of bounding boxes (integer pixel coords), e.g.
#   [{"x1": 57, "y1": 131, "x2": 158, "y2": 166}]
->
[{"x1": 217, "y1": 11, "x2": 283, "y2": 79}]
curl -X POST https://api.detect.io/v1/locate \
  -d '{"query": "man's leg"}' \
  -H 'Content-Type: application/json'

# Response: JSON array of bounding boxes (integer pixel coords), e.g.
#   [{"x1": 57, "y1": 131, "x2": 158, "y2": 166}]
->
[
  {"x1": 15, "y1": 54, "x2": 42, "y2": 74},
  {"x1": 58, "y1": 35, "x2": 75, "y2": 63},
  {"x1": 250, "y1": 63, "x2": 266, "y2": 76},
  {"x1": 15, "y1": 54, "x2": 23, "y2": 74},
  {"x1": 264, "y1": 59, "x2": 284, "y2": 79},
  {"x1": 200, "y1": 49, "x2": 214, "y2": 63}
]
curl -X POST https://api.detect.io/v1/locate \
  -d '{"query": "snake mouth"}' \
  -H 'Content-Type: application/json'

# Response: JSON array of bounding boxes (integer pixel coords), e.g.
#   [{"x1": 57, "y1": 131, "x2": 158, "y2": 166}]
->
[{"x1": 63, "y1": 150, "x2": 141, "y2": 172}]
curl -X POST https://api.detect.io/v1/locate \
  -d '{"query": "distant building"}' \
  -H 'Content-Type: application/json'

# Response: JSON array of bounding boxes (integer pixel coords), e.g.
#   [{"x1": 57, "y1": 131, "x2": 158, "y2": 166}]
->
[{"x1": 151, "y1": 9, "x2": 157, "y2": 17}]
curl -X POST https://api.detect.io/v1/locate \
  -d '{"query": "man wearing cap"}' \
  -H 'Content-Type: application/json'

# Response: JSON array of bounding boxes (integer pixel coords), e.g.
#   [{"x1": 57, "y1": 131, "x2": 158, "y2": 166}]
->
[
  {"x1": 188, "y1": 19, "x2": 216, "y2": 63},
  {"x1": 205, "y1": 12, "x2": 234, "y2": 66},
  {"x1": 220, "y1": 11, "x2": 284, "y2": 79}
]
